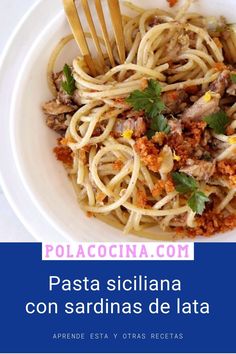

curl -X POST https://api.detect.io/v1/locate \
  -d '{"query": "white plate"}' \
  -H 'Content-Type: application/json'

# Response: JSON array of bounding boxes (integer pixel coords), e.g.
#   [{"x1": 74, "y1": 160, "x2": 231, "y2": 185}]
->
[
  {"x1": 3, "y1": 0, "x2": 236, "y2": 242},
  {"x1": 0, "y1": 0, "x2": 66, "y2": 242}
]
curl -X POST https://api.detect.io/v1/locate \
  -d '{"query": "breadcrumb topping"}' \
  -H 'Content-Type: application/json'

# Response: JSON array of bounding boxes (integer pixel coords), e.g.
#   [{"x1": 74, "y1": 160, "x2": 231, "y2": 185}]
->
[
  {"x1": 216, "y1": 159, "x2": 236, "y2": 186},
  {"x1": 165, "y1": 178, "x2": 175, "y2": 193},
  {"x1": 217, "y1": 159, "x2": 236, "y2": 176},
  {"x1": 167, "y1": 121, "x2": 207, "y2": 167},
  {"x1": 214, "y1": 62, "x2": 228, "y2": 71},
  {"x1": 136, "y1": 189, "x2": 148, "y2": 208},
  {"x1": 167, "y1": 0, "x2": 178, "y2": 7},
  {"x1": 152, "y1": 177, "x2": 175, "y2": 197},
  {"x1": 178, "y1": 211, "x2": 236, "y2": 237},
  {"x1": 113, "y1": 160, "x2": 124, "y2": 171},
  {"x1": 135, "y1": 136, "x2": 162, "y2": 172},
  {"x1": 151, "y1": 132, "x2": 166, "y2": 145},
  {"x1": 78, "y1": 145, "x2": 91, "y2": 164},
  {"x1": 54, "y1": 143, "x2": 73, "y2": 166},
  {"x1": 152, "y1": 180, "x2": 165, "y2": 198}
]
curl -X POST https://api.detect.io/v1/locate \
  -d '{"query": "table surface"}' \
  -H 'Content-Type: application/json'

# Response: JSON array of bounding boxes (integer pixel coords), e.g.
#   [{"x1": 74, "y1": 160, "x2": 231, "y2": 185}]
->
[{"x1": 0, "y1": 0, "x2": 37, "y2": 242}]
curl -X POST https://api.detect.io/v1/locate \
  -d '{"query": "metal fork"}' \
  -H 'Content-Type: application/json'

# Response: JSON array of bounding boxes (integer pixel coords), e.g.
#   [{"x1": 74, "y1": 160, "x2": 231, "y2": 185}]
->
[{"x1": 63, "y1": 0, "x2": 126, "y2": 76}]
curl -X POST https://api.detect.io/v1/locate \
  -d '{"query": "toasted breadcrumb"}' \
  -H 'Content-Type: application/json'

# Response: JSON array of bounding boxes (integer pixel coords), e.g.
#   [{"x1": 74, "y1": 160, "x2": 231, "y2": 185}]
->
[
  {"x1": 78, "y1": 145, "x2": 91, "y2": 164},
  {"x1": 60, "y1": 137, "x2": 68, "y2": 145},
  {"x1": 152, "y1": 178, "x2": 175, "y2": 197},
  {"x1": 217, "y1": 159, "x2": 236, "y2": 176},
  {"x1": 135, "y1": 137, "x2": 162, "y2": 172},
  {"x1": 167, "y1": 121, "x2": 206, "y2": 167},
  {"x1": 151, "y1": 132, "x2": 166, "y2": 145},
  {"x1": 177, "y1": 211, "x2": 236, "y2": 237},
  {"x1": 54, "y1": 144, "x2": 73, "y2": 166},
  {"x1": 60, "y1": 136, "x2": 76, "y2": 145},
  {"x1": 214, "y1": 62, "x2": 228, "y2": 71},
  {"x1": 165, "y1": 178, "x2": 175, "y2": 193},
  {"x1": 86, "y1": 211, "x2": 94, "y2": 218},
  {"x1": 229, "y1": 175, "x2": 236, "y2": 186},
  {"x1": 152, "y1": 180, "x2": 165, "y2": 197},
  {"x1": 167, "y1": 133, "x2": 189, "y2": 167},
  {"x1": 136, "y1": 189, "x2": 148, "y2": 208},
  {"x1": 167, "y1": 0, "x2": 178, "y2": 7},
  {"x1": 184, "y1": 121, "x2": 207, "y2": 142},
  {"x1": 216, "y1": 160, "x2": 236, "y2": 186},
  {"x1": 113, "y1": 160, "x2": 124, "y2": 171}
]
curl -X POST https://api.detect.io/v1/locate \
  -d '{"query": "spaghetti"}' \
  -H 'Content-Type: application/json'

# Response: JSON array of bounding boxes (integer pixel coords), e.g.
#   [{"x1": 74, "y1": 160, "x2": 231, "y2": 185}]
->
[{"x1": 42, "y1": 0, "x2": 236, "y2": 238}]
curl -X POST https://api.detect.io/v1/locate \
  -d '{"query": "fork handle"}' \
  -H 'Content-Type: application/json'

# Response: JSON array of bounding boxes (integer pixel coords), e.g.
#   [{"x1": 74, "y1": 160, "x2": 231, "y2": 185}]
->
[{"x1": 63, "y1": 0, "x2": 97, "y2": 76}]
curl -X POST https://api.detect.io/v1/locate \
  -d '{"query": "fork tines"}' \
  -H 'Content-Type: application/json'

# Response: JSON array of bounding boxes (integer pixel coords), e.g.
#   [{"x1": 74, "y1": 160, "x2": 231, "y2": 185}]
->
[{"x1": 63, "y1": 0, "x2": 126, "y2": 76}]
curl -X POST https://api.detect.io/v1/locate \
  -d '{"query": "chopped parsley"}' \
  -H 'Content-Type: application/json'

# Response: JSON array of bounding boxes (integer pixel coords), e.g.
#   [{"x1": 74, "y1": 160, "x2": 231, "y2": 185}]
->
[
  {"x1": 188, "y1": 191, "x2": 210, "y2": 215},
  {"x1": 126, "y1": 79, "x2": 164, "y2": 117},
  {"x1": 172, "y1": 172, "x2": 197, "y2": 194},
  {"x1": 172, "y1": 172, "x2": 209, "y2": 215},
  {"x1": 126, "y1": 79, "x2": 169, "y2": 138},
  {"x1": 61, "y1": 64, "x2": 76, "y2": 95},
  {"x1": 231, "y1": 73, "x2": 236, "y2": 84},
  {"x1": 147, "y1": 114, "x2": 170, "y2": 138},
  {"x1": 203, "y1": 111, "x2": 230, "y2": 135}
]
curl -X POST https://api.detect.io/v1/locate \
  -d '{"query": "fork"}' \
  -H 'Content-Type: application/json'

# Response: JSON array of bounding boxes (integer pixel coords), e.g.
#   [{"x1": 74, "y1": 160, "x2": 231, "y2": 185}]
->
[{"x1": 63, "y1": 0, "x2": 126, "y2": 76}]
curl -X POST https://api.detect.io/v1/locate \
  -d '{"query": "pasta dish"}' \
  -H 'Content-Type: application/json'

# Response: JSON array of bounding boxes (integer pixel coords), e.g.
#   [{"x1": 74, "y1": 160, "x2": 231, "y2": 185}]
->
[{"x1": 42, "y1": 0, "x2": 236, "y2": 238}]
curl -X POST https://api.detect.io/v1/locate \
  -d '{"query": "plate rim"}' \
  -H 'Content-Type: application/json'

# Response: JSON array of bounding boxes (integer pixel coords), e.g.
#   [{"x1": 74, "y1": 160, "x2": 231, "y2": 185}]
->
[{"x1": 0, "y1": 0, "x2": 67, "y2": 242}]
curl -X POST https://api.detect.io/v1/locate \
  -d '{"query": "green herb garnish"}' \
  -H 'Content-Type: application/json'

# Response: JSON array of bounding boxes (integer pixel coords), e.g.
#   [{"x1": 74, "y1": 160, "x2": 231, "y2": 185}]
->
[
  {"x1": 231, "y1": 74, "x2": 236, "y2": 84},
  {"x1": 203, "y1": 111, "x2": 230, "y2": 134},
  {"x1": 150, "y1": 114, "x2": 170, "y2": 133},
  {"x1": 126, "y1": 79, "x2": 169, "y2": 138},
  {"x1": 126, "y1": 79, "x2": 164, "y2": 117},
  {"x1": 147, "y1": 114, "x2": 170, "y2": 138},
  {"x1": 172, "y1": 172, "x2": 198, "y2": 194},
  {"x1": 188, "y1": 191, "x2": 210, "y2": 215},
  {"x1": 61, "y1": 64, "x2": 76, "y2": 95},
  {"x1": 172, "y1": 172, "x2": 209, "y2": 214}
]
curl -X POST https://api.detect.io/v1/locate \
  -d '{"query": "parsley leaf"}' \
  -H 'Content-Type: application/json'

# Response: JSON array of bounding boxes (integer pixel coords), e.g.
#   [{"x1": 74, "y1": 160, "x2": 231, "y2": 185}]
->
[
  {"x1": 188, "y1": 191, "x2": 210, "y2": 215},
  {"x1": 147, "y1": 114, "x2": 170, "y2": 137},
  {"x1": 172, "y1": 172, "x2": 209, "y2": 214},
  {"x1": 172, "y1": 172, "x2": 198, "y2": 194},
  {"x1": 126, "y1": 79, "x2": 169, "y2": 137},
  {"x1": 150, "y1": 114, "x2": 170, "y2": 134},
  {"x1": 61, "y1": 64, "x2": 76, "y2": 95},
  {"x1": 126, "y1": 79, "x2": 165, "y2": 117},
  {"x1": 203, "y1": 111, "x2": 230, "y2": 134},
  {"x1": 231, "y1": 74, "x2": 236, "y2": 84}
]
